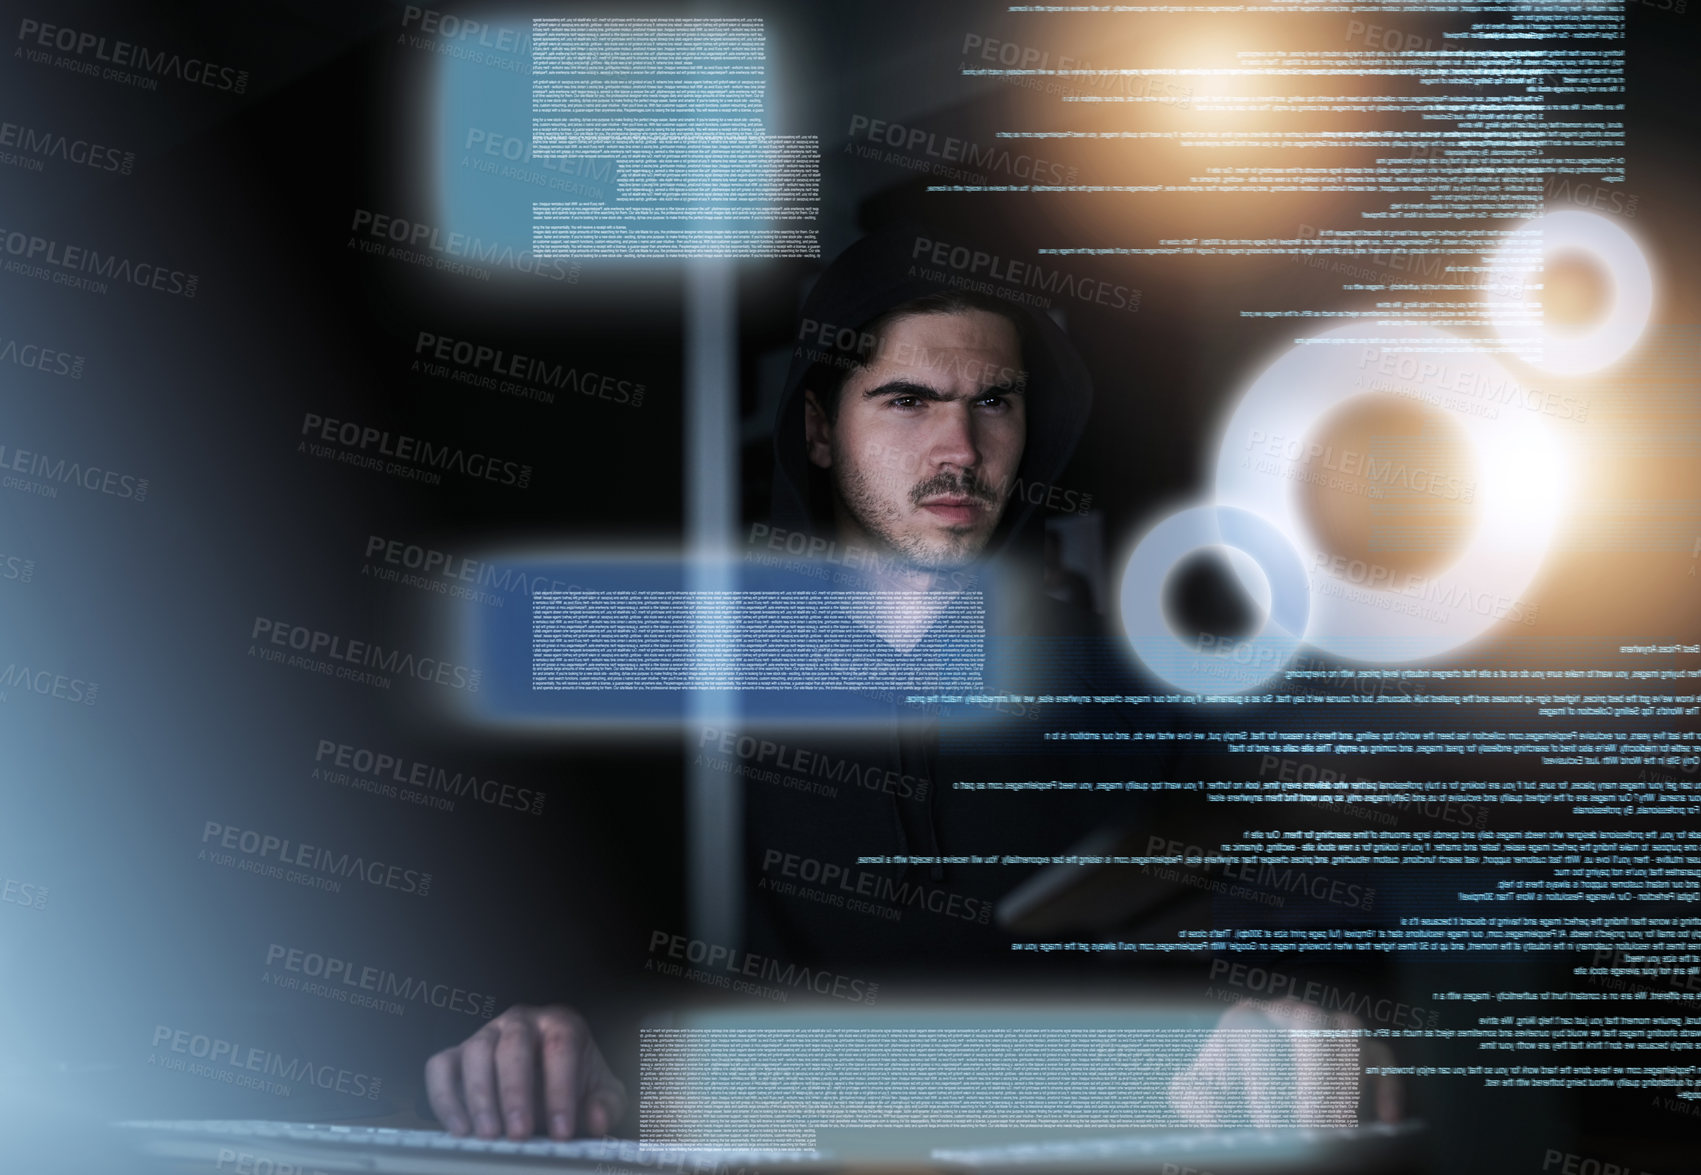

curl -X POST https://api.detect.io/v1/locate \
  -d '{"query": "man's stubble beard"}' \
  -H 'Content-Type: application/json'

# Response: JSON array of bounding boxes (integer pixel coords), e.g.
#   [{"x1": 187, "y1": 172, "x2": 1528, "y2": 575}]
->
[{"x1": 830, "y1": 441, "x2": 1007, "y2": 571}]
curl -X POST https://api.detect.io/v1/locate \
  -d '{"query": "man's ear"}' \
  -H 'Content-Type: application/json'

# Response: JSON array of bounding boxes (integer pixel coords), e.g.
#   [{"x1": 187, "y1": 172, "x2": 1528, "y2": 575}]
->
[{"x1": 803, "y1": 389, "x2": 834, "y2": 470}]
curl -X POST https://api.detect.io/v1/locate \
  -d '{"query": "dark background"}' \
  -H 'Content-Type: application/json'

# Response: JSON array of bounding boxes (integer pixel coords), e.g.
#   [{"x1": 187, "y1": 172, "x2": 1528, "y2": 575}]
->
[{"x1": 0, "y1": 2, "x2": 1696, "y2": 1172}]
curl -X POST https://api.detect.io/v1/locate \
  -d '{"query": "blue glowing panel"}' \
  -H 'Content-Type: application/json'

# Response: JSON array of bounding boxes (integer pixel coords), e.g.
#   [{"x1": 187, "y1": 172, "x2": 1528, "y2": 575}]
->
[
  {"x1": 432, "y1": 13, "x2": 616, "y2": 265},
  {"x1": 464, "y1": 559, "x2": 985, "y2": 725}
]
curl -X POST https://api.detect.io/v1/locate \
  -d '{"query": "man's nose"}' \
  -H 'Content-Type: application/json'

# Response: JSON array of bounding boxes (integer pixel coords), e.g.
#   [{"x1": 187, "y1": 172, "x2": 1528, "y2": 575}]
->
[{"x1": 926, "y1": 403, "x2": 981, "y2": 471}]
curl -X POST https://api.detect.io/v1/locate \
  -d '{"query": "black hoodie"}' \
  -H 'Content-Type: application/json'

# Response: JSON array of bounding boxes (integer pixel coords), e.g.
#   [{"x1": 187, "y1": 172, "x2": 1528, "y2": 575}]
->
[{"x1": 741, "y1": 229, "x2": 1146, "y2": 977}]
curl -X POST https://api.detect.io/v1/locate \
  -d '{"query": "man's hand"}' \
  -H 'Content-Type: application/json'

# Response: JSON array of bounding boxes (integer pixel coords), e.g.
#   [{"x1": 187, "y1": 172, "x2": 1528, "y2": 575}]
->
[
  {"x1": 1168, "y1": 997, "x2": 1403, "y2": 1128},
  {"x1": 424, "y1": 1004, "x2": 627, "y2": 1140}
]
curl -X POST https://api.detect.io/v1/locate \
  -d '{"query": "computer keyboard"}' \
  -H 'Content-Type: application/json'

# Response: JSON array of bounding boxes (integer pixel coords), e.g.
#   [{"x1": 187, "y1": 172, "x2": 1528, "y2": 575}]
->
[
  {"x1": 116, "y1": 1118, "x2": 1423, "y2": 1173},
  {"x1": 117, "y1": 1119, "x2": 825, "y2": 1171}
]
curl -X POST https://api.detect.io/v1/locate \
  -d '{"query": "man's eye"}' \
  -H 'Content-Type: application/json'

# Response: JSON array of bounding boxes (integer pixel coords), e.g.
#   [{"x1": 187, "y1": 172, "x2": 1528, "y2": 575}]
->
[
  {"x1": 976, "y1": 394, "x2": 1011, "y2": 411},
  {"x1": 888, "y1": 395, "x2": 922, "y2": 409}
]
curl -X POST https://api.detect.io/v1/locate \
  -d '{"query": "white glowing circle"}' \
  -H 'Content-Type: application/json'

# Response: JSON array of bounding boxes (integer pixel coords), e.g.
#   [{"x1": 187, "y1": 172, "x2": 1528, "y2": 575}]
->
[
  {"x1": 1119, "y1": 505, "x2": 1310, "y2": 694},
  {"x1": 1213, "y1": 324, "x2": 1567, "y2": 663},
  {"x1": 1206, "y1": 544, "x2": 1273, "y2": 625},
  {"x1": 1485, "y1": 210, "x2": 1654, "y2": 375}
]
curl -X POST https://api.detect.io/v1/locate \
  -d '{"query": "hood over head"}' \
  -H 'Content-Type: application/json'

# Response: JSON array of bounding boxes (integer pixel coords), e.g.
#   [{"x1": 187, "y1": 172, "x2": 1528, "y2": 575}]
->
[{"x1": 770, "y1": 228, "x2": 1095, "y2": 570}]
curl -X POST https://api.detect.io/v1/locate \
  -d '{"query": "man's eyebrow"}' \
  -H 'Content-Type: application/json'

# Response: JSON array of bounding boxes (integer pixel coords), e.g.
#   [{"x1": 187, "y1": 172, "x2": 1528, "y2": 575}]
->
[{"x1": 860, "y1": 379, "x2": 1026, "y2": 401}]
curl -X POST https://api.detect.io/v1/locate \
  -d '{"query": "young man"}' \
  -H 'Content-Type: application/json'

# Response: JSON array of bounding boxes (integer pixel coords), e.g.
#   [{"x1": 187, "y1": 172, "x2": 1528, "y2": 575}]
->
[
  {"x1": 422, "y1": 233, "x2": 1398, "y2": 1141},
  {"x1": 424, "y1": 231, "x2": 1097, "y2": 1142}
]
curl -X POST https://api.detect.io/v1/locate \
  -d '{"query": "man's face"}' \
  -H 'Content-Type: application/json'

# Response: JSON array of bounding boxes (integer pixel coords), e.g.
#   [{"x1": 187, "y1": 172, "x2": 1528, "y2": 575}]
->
[{"x1": 805, "y1": 309, "x2": 1027, "y2": 570}]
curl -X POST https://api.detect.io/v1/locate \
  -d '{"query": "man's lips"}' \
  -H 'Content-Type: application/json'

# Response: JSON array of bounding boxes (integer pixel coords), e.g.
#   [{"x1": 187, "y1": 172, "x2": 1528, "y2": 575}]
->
[{"x1": 917, "y1": 496, "x2": 986, "y2": 525}]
